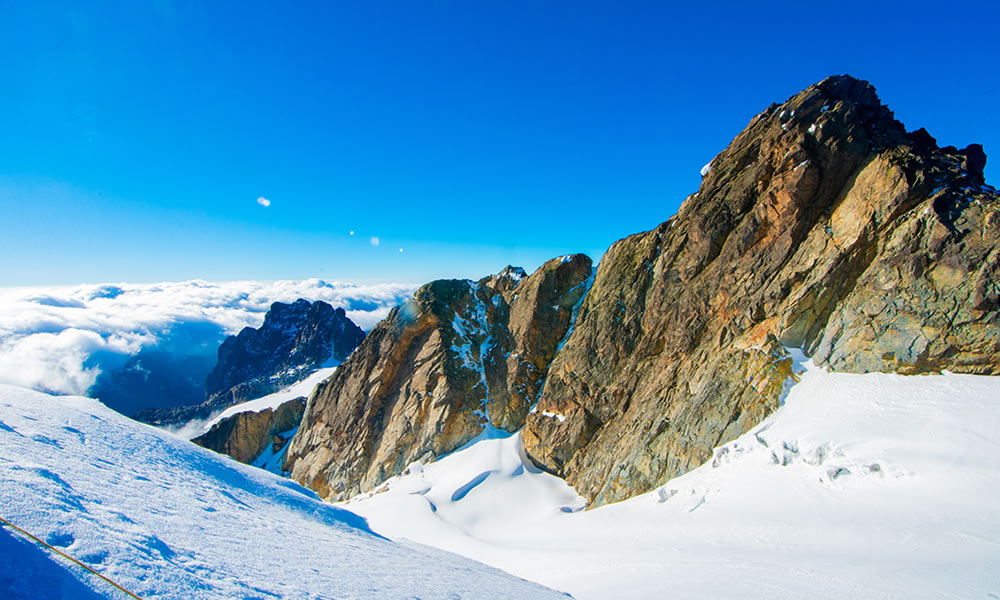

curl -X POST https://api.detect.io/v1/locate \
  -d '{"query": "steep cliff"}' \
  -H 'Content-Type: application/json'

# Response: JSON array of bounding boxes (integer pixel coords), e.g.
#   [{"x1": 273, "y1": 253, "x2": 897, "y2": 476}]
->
[
  {"x1": 192, "y1": 397, "x2": 306, "y2": 465},
  {"x1": 522, "y1": 75, "x2": 999, "y2": 505},
  {"x1": 285, "y1": 256, "x2": 592, "y2": 500}
]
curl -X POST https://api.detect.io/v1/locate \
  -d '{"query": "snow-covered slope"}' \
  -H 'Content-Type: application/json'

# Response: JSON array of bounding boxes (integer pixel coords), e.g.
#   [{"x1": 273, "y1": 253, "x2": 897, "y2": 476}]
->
[
  {"x1": 6, "y1": 356, "x2": 998, "y2": 599},
  {"x1": 346, "y1": 356, "x2": 1000, "y2": 599},
  {"x1": 0, "y1": 385, "x2": 566, "y2": 599},
  {"x1": 170, "y1": 367, "x2": 337, "y2": 440}
]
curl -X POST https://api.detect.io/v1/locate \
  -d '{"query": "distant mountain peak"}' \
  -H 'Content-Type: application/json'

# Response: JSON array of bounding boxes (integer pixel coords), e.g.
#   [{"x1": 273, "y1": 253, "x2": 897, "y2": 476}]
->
[
  {"x1": 136, "y1": 299, "x2": 365, "y2": 426},
  {"x1": 205, "y1": 299, "x2": 364, "y2": 405}
]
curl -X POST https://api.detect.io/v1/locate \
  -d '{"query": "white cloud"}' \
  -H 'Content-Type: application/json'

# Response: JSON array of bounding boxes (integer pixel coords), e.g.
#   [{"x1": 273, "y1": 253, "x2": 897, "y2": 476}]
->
[
  {"x1": 0, "y1": 279, "x2": 417, "y2": 397},
  {"x1": 0, "y1": 329, "x2": 106, "y2": 395},
  {"x1": 257, "y1": 197, "x2": 271, "y2": 207},
  {"x1": 370, "y1": 237, "x2": 380, "y2": 247},
  {"x1": 399, "y1": 248, "x2": 404, "y2": 253}
]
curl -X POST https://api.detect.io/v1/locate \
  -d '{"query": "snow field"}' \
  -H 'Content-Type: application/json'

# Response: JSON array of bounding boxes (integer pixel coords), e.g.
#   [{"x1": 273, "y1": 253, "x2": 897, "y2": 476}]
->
[
  {"x1": 347, "y1": 357, "x2": 1000, "y2": 599},
  {"x1": 4, "y1": 350, "x2": 1000, "y2": 599},
  {"x1": 0, "y1": 385, "x2": 567, "y2": 599}
]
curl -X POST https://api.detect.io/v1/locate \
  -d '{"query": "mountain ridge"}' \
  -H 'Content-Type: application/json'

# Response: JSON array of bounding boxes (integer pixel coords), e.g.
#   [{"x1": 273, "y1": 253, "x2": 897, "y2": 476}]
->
[
  {"x1": 522, "y1": 74, "x2": 1000, "y2": 504},
  {"x1": 285, "y1": 74, "x2": 999, "y2": 507}
]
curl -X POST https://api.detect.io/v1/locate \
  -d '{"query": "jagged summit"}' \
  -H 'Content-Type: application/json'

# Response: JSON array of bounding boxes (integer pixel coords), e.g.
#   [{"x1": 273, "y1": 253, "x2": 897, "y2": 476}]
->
[
  {"x1": 137, "y1": 299, "x2": 365, "y2": 426},
  {"x1": 285, "y1": 75, "x2": 999, "y2": 507},
  {"x1": 285, "y1": 255, "x2": 592, "y2": 500},
  {"x1": 205, "y1": 299, "x2": 364, "y2": 404},
  {"x1": 522, "y1": 74, "x2": 999, "y2": 504}
]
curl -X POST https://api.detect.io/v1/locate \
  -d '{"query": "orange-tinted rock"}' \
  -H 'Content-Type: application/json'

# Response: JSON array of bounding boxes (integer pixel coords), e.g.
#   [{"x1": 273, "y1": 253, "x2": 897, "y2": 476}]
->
[
  {"x1": 284, "y1": 256, "x2": 592, "y2": 501},
  {"x1": 288, "y1": 75, "x2": 1000, "y2": 509},
  {"x1": 193, "y1": 397, "x2": 306, "y2": 465}
]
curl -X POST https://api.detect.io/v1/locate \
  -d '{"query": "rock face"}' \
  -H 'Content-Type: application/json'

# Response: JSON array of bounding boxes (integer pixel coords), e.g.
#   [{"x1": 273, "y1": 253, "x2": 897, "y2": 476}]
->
[
  {"x1": 206, "y1": 299, "x2": 365, "y2": 406},
  {"x1": 522, "y1": 75, "x2": 1000, "y2": 505},
  {"x1": 284, "y1": 256, "x2": 592, "y2": 500},
  {"x1": 286, "y1": 74, "x2": 999, "y2": 508},
  {"x1": 136, "y1": 299, "x2": 365, "y2": 426},
  {"x1": 193, "y1": 397, "x2": 306, "y2": 465}
]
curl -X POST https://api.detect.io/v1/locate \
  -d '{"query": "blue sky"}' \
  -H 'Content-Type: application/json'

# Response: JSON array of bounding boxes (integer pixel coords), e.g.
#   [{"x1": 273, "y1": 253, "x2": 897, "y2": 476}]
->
[{"x1": 1, "y1": 1, "x2": 997, "y2": 286}]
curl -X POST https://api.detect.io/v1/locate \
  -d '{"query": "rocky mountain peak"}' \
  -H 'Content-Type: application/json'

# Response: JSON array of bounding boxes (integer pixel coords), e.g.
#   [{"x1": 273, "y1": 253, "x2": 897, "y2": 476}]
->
[
  {"x1": 522, "y1": 74, "x2": 998, "y2": 505},
  {"x1": 285, "y1": 74, "x2": 998, "y2": 508},
  {"x1": 479, "y1": 265, "x2": 528, "y2": 300},
  {"x1": 204, "y1": 299, "x2": 365, "y2": 407},
  {"x1": 136, "y1": 299, "x2": 365, "y2": 426},
  {"x1": 284, "y1": 255, "x2": 592, "y2": 501}
]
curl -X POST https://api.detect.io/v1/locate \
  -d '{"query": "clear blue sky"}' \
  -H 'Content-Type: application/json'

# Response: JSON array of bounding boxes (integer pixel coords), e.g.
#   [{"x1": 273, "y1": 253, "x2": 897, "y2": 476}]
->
[{"x1": 2, "y1": 1, "x2": 997, "y2": 286}]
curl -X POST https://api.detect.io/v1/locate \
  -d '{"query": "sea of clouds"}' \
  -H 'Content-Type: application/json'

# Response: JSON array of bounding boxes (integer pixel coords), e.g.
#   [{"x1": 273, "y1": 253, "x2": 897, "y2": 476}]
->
[{"x1": 0, "y1": 279, "x2": 416, "y2": 403}]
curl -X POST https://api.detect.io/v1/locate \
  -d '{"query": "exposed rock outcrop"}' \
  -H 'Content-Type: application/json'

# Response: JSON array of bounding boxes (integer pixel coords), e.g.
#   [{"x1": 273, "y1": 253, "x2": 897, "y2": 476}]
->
[
  {"x1": 285, "y1": 75, "x2": 999, "y2": 508},
  {"x1": 522, "y1": 75, "x2": 1000, "y2": 505},
  {"x1": 136, "y1": 299, "x2": 364, "y2": 426},
  {"x1": 193, "y1": 397, "x2": 306, "y2": 465},
  {"x1": 284, "y1": 256, "x2": 592, "y2": 500},
  {"x1": 206, "y1": 299, "x2": 364, "y2": 405}
]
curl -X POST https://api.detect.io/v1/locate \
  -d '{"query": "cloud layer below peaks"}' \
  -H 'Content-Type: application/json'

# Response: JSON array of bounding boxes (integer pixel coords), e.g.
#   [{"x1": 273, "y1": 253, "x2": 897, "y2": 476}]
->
[{"x1": 0, "y1": 279, "x2": 416, "y2": 396}]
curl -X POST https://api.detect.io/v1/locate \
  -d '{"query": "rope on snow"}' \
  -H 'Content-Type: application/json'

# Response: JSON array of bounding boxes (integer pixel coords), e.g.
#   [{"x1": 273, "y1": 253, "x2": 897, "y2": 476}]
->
[{"x1": 0, "y1": 514, "x2": 144, "y2": 600}]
